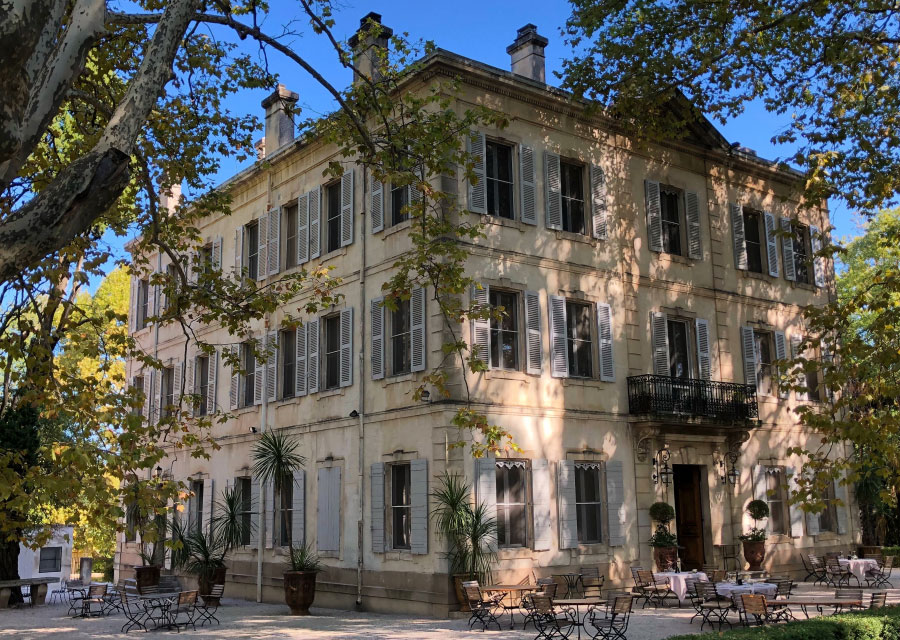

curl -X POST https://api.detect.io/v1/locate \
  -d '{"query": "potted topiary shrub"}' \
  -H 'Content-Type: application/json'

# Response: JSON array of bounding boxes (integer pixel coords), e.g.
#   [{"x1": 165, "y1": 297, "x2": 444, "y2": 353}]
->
[
  {"x1": 283, "y1": 542, "x2": 321, "y2": 615},
  {"x1": 739, "y1": 499, "x2": 770, "y2": 571},
  {"x1": 648, "y1": 501, "x2": 679, "y2": 571}
]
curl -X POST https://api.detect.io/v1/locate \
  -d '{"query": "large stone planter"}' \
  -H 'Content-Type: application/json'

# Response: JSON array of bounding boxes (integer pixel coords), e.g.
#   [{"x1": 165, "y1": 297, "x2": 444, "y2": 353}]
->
[
  {"x1": 742, "y1": 540, "x2": 766, "y2": 572},
  {"x1": 283, "y1": 570, "x2": 317, "y2": 615},
  {"x1": 134, "y1": 565, "x2": 160, "y2": 592},
  {"x1": 653, "y1": 546, "x2": 678, "y2": 572}
]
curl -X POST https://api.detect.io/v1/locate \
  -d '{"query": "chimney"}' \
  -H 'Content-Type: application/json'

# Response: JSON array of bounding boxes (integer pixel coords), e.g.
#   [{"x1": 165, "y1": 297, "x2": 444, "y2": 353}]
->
[
  {"x1": 507, "y1": 24, "x2": 548, "y2": 83},
  {"x1": 255, "y1": 138, "x2": 266, "y2": 161},
  {"x1": 261, "y1": 84, "x2": 299, "y2": 157},
  {"x1": 159, "y1": 183, "x2": 182, "y2": 215},
  {"x1": 348, "y1": 12, "x2": 393, "y2": 84}
]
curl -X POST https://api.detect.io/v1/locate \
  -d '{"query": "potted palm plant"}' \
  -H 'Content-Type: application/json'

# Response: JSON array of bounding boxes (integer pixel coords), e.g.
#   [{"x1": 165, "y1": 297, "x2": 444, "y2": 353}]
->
[
  {"x1": 739, "y1": 500, "x2": 770, "y2": 571},
  {"x1": 648, "y1": 501, "x2": 679, "y2": 571}
]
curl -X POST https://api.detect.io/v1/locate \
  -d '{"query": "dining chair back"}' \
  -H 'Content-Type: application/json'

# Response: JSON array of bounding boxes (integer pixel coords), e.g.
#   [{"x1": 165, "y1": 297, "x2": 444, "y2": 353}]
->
[{"x1": 870, "y1": 592, "x2": 888, "y2": 609}]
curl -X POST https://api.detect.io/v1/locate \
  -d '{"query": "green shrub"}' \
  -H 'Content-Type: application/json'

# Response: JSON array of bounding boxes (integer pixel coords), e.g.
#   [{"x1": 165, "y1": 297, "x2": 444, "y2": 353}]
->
[
  {"x1": 883, "y1": 546, "x2": 900, "y2": 558},
  {"x1": 649, "y1": 501, "x2": 675, "y2": 525},
  {"x1": 92, "y1": 556, "x2": 115, "y2": 582}
]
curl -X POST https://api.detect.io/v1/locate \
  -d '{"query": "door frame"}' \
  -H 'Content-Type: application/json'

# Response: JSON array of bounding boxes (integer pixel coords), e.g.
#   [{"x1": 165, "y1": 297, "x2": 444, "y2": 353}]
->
[{"x1": 672, "y1": 463, "x2": 712, "y2": 569}]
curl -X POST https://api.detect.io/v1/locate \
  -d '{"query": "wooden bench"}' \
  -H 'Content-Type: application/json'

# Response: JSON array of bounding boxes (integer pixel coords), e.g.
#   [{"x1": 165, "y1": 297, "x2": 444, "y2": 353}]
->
[{"x1": 0, "y1": 577, "x2": 59, "y2": 608}]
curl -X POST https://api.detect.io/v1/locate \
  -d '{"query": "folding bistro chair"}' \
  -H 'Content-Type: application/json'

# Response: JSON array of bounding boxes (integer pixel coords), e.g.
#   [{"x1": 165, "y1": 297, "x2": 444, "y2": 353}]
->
[
  {"x1": 522, "y1": 579, "x2": 557, "y2": 630},
  {"x1": 636, "y1": 570, "x2": 676, "y2": 608},
  {"x1": 866, "y1": 556, "x2": 895, "y2": 588},
  {"x1": 77, "y1": 583, "x2": 108, "y2": 618},
  {"x1": 120, "y1": 589, "x2": 148, "y2": 634},
  {"x1": 530, "y1": 594, "x2": 576, "y2": 640},
  {"x1": 697, "y1": 581, "x2": 732, "y2": 631},
  {"x1": 869, "y1": 592, "x2": 888, "y2": 610},
  {"x1": 825, "y1": 557, "x2": 858, "y2": 587},
  {"x1": 834, "y1": 588, "x2": 864, "y2": 613},
  {"x1": 48, "y1": 579, "x2": 68, "y2": 605},
  {"x1": 740, "y1": 594, "x2": 773, "y2": 627},
  {"x1": 167, "y1": 590, "x2": 199, "y2": 632},
  {"x1": 630, "y1": 568, "x2": 651, "y2": 609},
  {"x1": 579, "y1": 566, "x2": 605, "y2": 598},
  {"x1": 462, "y1": 581, "x2": 503, "y2": 632},
  {"x1": 195, "y1": 583, "x2": 225, "y2": 626},
  {"x1": 587, "y1": 594, "x2": 633, "y2": 640}
]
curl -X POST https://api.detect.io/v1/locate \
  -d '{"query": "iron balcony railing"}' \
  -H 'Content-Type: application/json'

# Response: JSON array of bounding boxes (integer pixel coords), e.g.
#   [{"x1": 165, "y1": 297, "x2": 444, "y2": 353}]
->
[{"x1": 627, "y1": 374, "x2": 759, "y2": 422}]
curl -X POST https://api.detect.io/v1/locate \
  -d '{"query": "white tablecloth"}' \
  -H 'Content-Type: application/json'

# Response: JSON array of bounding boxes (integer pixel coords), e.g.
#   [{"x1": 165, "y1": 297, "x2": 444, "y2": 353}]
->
[
  {"x1": 840, "y1": 558, "x2": 878, "y2": 584},
  {"x1": 715, "y1": 582, "x2": 777, "y2": 599},
  {"x1": 654, "y1": 572, "x2": 708, "y2": 602}
]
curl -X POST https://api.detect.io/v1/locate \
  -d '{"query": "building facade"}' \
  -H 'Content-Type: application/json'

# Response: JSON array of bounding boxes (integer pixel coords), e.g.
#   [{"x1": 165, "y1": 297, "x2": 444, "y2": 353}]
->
[{"x1": 119, "y1": 18, "x2": 855, "y2": 615}]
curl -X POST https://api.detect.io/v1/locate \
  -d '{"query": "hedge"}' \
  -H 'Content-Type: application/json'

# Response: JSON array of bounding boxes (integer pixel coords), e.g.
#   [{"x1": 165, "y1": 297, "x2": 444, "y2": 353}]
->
[
  {"x1": 668, "y1": 606, "x2": 900, "y2": 640},
  {"x1": 883, "y1": 546, "x2": 900, "y2": 558}
]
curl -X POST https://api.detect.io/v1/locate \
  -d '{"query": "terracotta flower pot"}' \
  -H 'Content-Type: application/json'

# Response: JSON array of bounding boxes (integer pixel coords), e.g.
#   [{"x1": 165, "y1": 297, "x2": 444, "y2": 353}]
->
[
  {"x1": 283, "y1": 570, "x2": 317, "y2": 615},
  {"x1": 653, "y1": 546, "x2": 678, "y2": 572},
  {"x1": 742, "y1": 540, "x2": 766, "y2": 571}
]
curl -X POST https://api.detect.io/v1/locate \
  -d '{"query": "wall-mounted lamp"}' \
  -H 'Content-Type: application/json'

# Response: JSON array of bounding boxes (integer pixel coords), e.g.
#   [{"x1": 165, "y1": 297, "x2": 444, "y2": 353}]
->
[
  {"x1": 716, "y1": 450, "x2": 740, "y2": 485},
  {"x1": 652, "y1": 443, "x2": 672, "y2": 486}
]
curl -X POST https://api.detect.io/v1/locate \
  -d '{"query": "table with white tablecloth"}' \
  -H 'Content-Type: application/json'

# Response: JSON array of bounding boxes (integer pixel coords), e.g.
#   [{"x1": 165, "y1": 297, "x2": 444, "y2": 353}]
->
[
  {"x1": 715, "y1": 581, "x2": 777, "y2": 600},
  {"x1": 839, "y1": 558, "x2": 878, "y2": 584},
  {"x1": 653, "y1": 571, "x2": 708, "y2": 602}
]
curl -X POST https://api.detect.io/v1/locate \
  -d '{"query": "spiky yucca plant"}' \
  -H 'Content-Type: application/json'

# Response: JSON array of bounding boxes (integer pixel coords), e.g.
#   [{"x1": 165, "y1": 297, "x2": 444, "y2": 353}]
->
[
  {"x1": 252, "y1": 430, "x2": 306, "y2": 543},
  {"x1": 431, "y1": 473, "x2": 497, "y2": 582}
]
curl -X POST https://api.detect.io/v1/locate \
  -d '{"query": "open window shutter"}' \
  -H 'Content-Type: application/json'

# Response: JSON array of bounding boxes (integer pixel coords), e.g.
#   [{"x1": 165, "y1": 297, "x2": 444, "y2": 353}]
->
[
  {"x1": 410, "y1": 459, "x2": 428, "y2": 554},
  {"x1": 531, "y1": 459, "x2": 551, "y2": 551},
  {"x1": 597, "y1": 302, "x2": 615, "y2": 382},
  {"x1": 186, "y1": 355, "x2": 196, "y2": 416},
  {"x1": 780, "y1": 218, "x2": 796, "y2": 281},
  {"x1": 524, "y1": 290, "x2": 542, "y2": 375},
  {"x1": 371, "y1": 298, "x2": 385, "y2": 380},
  {"x1": 292, "y1": 471, "x2": 305, "y2": 545},
  {"x1": 256, "y1": 215, "x2": 268, "y2": 282},
  {"x1": 645, "y1": 180, "x2": 663, "y2": 252},
  {"x1": 173, "y1": 360, "x2": 183, "y2": 410},
  {"x1": 606, "y1": 460, "x2": 626, "y2": 546},
  {"x1": 686, "y1": 191, "x2": 702, "y2": 259},
  {"x1": 811, "y1": 225, "x2": 825, "y2": 288},
  {"x1": 467, "y1": 131, "x2": 487, "y2": 214},
  {"x1": 266, "y1": 331, "x2": 278, "y2": 402},
  {"x1": 731, "y1": 203, "x2": 748, "y2": 270},
  {"x1": 370, "y1": 463, "x2": 385, "y2": 553},
  {"x1": 471, "y1": 284, "x2": 490, "y2": 370},
  {"x1": 316, "y1": 467, "x2": 341, "y2": 553},
  {"x1": 264, "y1": 479, "x2": 274, "y2": 548},
  {"x1": 774, "y1": 331, "x2": 788, "y2": 399},
  {"x1": 308, "y1": 186, "x2": 321, "y2": 260},
  {"x1": 307, "y1": 319, "x2": 319, "y2": 394},
  {"x1": 764, "y1": 212, "x2": 780, "y2": 277},
  {"x1": 410, "y1": 287, "x2": 426, "y2": 372},
  {"x1": 141, "y1": 373, "x2": 152, "y2": 420},
  {"x1": 835, "y1": 475, "x2": 850, "y2": 535},
  {"x1": 152, "y1": 368, "x2": 162, "y2": 424},
  {"x1": 202, "y1": 478, "x2": 214, "y2": 535},
  {"x1": 212, "y1": 236, "x2": 222, "y2": 272},
  {"x1": 695, "y1": 318, "x2": 711, "y2": 380},
  {"x1": 207, "y1": 349, "x2": 218, "y2": 415},
  {"x1": 234, "y1": 226, "x2": 244, "y2": 277},
  {"x1": 790, "y1": 334, "x2": 806, "y2": 401},
  {"x1": 129, "y1": 275, "x2": 138, "y2": 332},
  {"x1": 519, "y1": 145, "x2": 537, "y2": 225},
  {"x1": 476, "y1": 458, "x2": 498, "y2": 552},
  {"x1": 249, "y1": 476, "x2": 260, "y2": 548},
  {"x1": 590, "y1": 164, "x2": 608, "y2": 240},
  {"x1": 371, "y1": 178, "x2": 384, "y2": 233},
  {"x1": 267, "y1": 207, "x2": 280, "y2": 276},
  {"x1": 549, "y1": 294, "x2": 568, "y2": 378},
  {"x1": 297, "y1": 193, "x2": 309, "y2": 265},
  {"x1": 229, "y1": 345, "x2": 240, "y2": 410},
  {"x1": 339, "y1": 308, "x2": 353, "y2": 388},
  {"x1": 806, "y1": 507, "x2": 821, "y2": 537},
  {"x1": 295, "y1": 324, "x2": 308, "y2": 397},
  {"x1": 254, "y1": 338, "x2": 264, "y2": 405},
  {"x1": 741, "y1": 327, "x2": 758, "y2": 389},
  {"x1": 651, "y1": 311, "x2": 669, "y2": 376},
  {"x1": 557, "y1": 460, "x2": 578, "y2": 549},
  {"x1": 340, "y1": 168, "x2": 354, "y2": 247},
  {"x1": 787, "y1": 467, "x2": 804, "y2": 538},
  {"x1": 409, "y1": 157, "x2": 424, "y2": 206},
  {"x1": 150, "y1": 276, "x2": 160, "y2": 320},
  {"x1": 544, "y1": 151, "x2": 562, "y2": 230},
  {"x1": 753, "y1": 465, "x2": 767, "y2": 501}
]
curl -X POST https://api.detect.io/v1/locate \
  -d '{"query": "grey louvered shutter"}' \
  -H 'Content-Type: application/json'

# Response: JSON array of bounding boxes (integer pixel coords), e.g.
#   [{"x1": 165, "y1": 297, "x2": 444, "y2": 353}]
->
[
  {"x1": 211, "y1": 236, "x2": 222, "y2": 272},
  {"x1": 519, "y1": 145, "x2": 537, "y2": 225},
  {"x1": 292, "y1": 471, "x2": 305, "y2": 545},
  {"x1": 686, "y1": 191, "x2": 702, "y2": 259},
  {"x1": 268, "y1": 207, "x2": 280, "y2": 275},
  {"x1": 476, "y1": 458, "x2": 498, "y2": 552},
  {"x1": 605, "y1": 460, "x2": 626, "y2": 546},
  {"x1": 202, "y1": 478, "x2": 214, "y2": 535},
  {"x1": 264, "y1": 479, "x2": 274, "y2": 548},
  {"x1": 410, "y1": 287, "x2": 426, "y2": 372},
  {"x1": 295, "y1": 324, "x2": 307, "y2": 397},
  {"x1": 306, "y1": 319, "x2": 319, "y2": 394},
  {"x1": 695, "y1": 318, "x2": 711, "y2": 380},
  {"x1": 524, "y1": 290, "x2": 542, "y2": 375},
  {"x1": 308, "y1": 186, "x2": 321, "y2": 260},
  {"x1": 339, "y1": 308, "x2": 353, "y2": 388},
  {"x1": 173, "y1": 361, "x2": 183, "y2": 411},
  {"x1": 544, "y1": 151, "x2": 562, "y2": 230},
  {"x1": 645, "y1": 180, "x2": 663, "y2": 252},
  {"x1": 129, "y1": 275, "x2": 138, "y2": 333},
  {"x1": 371, "y1": 298, "x2": 385, "y2": 380},
  {"x1": 206, "y1": 349, "x2": 218, "y2": 415},
  {"x1": 590, "y1": 164, "x2": 608, "y2": 240},
  {"x1": 557, "y1": 460, "x2": 578, "y2": 549},
  {"x1": 152, "y1": 367, "x2": 162, "y2": 424},
  {"x1": 787, "y1": 467, "x2": 804, "y2": 538},
  {"x1": 781, "y1": 218, "x2": 796, "y2": 281},
  {"x1": 141, "y1": 373, "x2": 152, "y2": 420},
  {"x1": 409, "y1": 158, "x2": 424, "y2": 206},
  {"x1": 250, "y1": 476, "x2": 260, "y2": 548},
  {"x1": 731, "y1": 203, "x2": 747, "y2": 270},
  {"x1": 266, "y1": 331, "x2": 277, "y2": 402},
  {"x1": 753, "y1": 465, "x2": 767, "y2": 501},
  {"x1": 410, "y1": 459, "x2": 428, "y2": 554},
  {"x1": 186, "y1": 355, "x2": 196, "y2": 416},
  {"x1": 297, "y1": 192, "x2": 309, "y2": 265},
  {"x1": 316, "y1": 466, "x2": 341, "y2": 553},
  {"x1": 467, "y1": 131, "x2": 487, "y2": 214},
  {"x1": 254, "y1": 337, "x2": 264, "y2": 406},
  {"x1": 340, "y1": 169, "x2": 354, "y2": 247},
  {"x1": 531, "y1": 459, "x2": 551, "y2": 551},
  {"x1": 764, "y1": 212, "x2": 780, "y2": 277},
  {"x1": 549, "y1": 294, "x2": 568, "y2": 378},
  {"x1": 370, "y1": 463, "x2": 385, "y2": 553},
  {"x1": 834, "y1": 475, "x2": 849, "y2": 535},
  {"x1": 371, "y1": 178, "x2": 384, "y2": 233},
  {"x1": 651, "y1": 311, "x2": 669, "y2": 376},
  {"x1": 790, "y1": 334, "x2": 805, "y2": 400},
  {"x1": 229, "y1": 345, "x2": 240, "y2": 410},
  {"x1": 256, "y1": 214, "x2": 268, "y2": 282},
  {"x1": 806, "y1": 507, "x2": 820, "y2": 537},
  {"x1": 775, "y1": 331, "x2": 788, "y2": 399},
  {"x1": 741, "y1": 327, "x2": 758, "y2": 389},
  {"x1": 597, "y1": 302, "x2": 614, "y2": 382},
  {"x1": 471, "y1": 284, "x2": 490, "y2": 369},
  {"x1": 811, "y1": 225, "x2": 825, "y2": 287},
  {"x1": 234, "y1": 226, "x2": 244, "y2": 277}
]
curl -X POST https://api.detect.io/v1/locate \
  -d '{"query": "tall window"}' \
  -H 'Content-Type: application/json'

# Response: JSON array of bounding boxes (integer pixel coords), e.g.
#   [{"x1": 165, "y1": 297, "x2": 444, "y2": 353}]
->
[
  {"x1": 390, "y1": 300, "x2": 411, "y2": 376},
  {"x1": 743, "y1": 210, "x2": 764, "y2": 274},
  {"x1": 792, "y1": 223, "x2": 812, "y2": 284},
  {"x1": 275, "y1": 473, "x2": 293, "y2": 547},
  {"x1": 190, "y1": 479, "x2": 204, "y2": 533},
  {"x1": 131, "y1": 375, "x2": 145, "y2": 416},
  {"x1": 137, "y1": 278, "x2": 150, "y2": 329},
  {"x1": 391, "y1": 184, "x2": 409, "y2": 226},
  {"x1": 38, "y1": 547, "x2": 62, "y2": 573},
  {"x1": 485, "y1": 140, "x2": 514, "y2": 220},
  {"x1": 667, "y1": 319, "x2": 691, "y2": 379},
  {"x1": 284, "y1": 204, "x2": 298, "y2": 270},
  {"x1": 160, "y1": 366, "x2": 175, "y2": 419},
  {"x1": 765, "y1": 468, "x2": 788, "y2": 535},
  {"x1": 245, "y1": 222, "x2": 259, "y2": 280},
  {"x1": 326, "y1": 181, "x2": 342, "y2": 253},
  {"x1": 196, "y1": 355, "x2": 210, "y2": 416},
  {"x1": 560, "y1": 161, "x2": 585, "y2": 234},
  {"x1": 280, "y1": 329, "x2": 296, "y2": 399},
  {"x1": 566, "y1": 300, "x2": 593, "y2": 378},
  {"x1": 818, "y1": 482, "x2": 838, "y2": 533},
  {"x1": 237, "y1": 477, "x2": 252, "y2": 545},
  {"x1": 198, "y1": 245, "x2": 213, "y2": 275},
  {"x1": 754, "y1": 331, "x2": 775, "y2": 396},
  {"x1": 575, "y1": 463, "x2": 603, "y2": 544},
  {"x1": 242, "y1": 342, "x2": 256, "y2": 407},
  {"x1": 496, "y1": 462, "x2": 527, "y2": 547},
  {"x1": 660, "y1": 187, "x2": 682, "y2": 255},
  {"x1": 323, "y1": 315, "x2": 340, "y2": 390},
  {"x1": 164, "y1": 263, "x2": 177, "y2": 312},
  {"x1": 489, "y1": 290, "x2": 519, "y2": 370},
  {"x1": 390, "y1": 463, "x2": 412, "y2": 550}
]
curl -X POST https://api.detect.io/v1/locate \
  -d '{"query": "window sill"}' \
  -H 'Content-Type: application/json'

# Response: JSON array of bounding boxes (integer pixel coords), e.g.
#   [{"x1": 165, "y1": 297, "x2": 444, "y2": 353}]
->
[
  {"x1": 791, "y1": 281, "x2": 818, "y2": 292},
  {"x1": 319, "y1": 247, "x2": 347, "y2": 264},
  {"x1": 484, "y1": 370, "x2": 531, "y2": 382},
  {"x1": 317, "y1": 550, "x2": 340, "y2": 559},
  {"x1": 815, "y1": 531, "x2": 840, "y2": 541},
  {"x1": 555, "y1": 230, "x2": 597, "y2": 246},
  {"x1": 480, "y1": 214, "x2": 524, "y2": 231},
  {"x1": 233, "y1": 404, "x2": 260, "y2": 415},
  {"x1": 741, "y1": 270, "x2": 774, "y2": 282},
  {"x1": 655, "y1": 252, "x2": 694, "y2": 265},
  {"x1": 317, "y1": 387, "x2": 344, "y2": 399},
  {"x1": 384, "y1": 373, "x2": 415, "y2": 386},
  {"x1": 383, "y1": 550, "x2": 416, "y2": 560},
  {"x1": 561, "y1": 377, "x2": 604, "y2": 387},
  {"x1": 766, "y1": 534, "x2": 794, "y2": 545},
  {"x1": 572, "y1": 542, "x2": 610, "y2": 554},
  {"x1": 383, "y1": 219, "x2": 412, "y2": 237},
  {"x1": 497, "y1": 547, "x2": 534, "y2": 560}
]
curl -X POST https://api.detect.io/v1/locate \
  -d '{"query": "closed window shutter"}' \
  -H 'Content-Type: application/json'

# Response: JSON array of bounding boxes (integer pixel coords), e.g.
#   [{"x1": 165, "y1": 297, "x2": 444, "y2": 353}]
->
[
  {"x1": 790, "y1": 334, "x2": 805, "y2": 401},
  {"x1": 234, "y1": 226, "x2": 244, "y2": 277},
  {"x1": 549, "y1": 294, "x2": 568, "y2": 378},
  {"x1": 544, "y1": 151, "x2": 562, "y2": 230},
  {"x1": 267, "y1": 207, "x2": 280, "y2": 276},
  {"x1": 774, "y1": 331, "x2": 788, "y2": 399},
  {"x1": 409, "y1": 158, "x2": 424, "y2": 206},
  {"x1": 524, "y1": 290, "x2": 542, "y2": 375},
  {"x1": 822, "y1": 342, "x2": 835, "y2": 402},
  {"x1": 186, "y1": 355, "x2": 196, "y2": 416},
  {"x1": 371, "y1": 298, "x2": 385, "y2": 380},
  {"x1": 250, "y1": 476, "x2": 260, "y2": 548},
  {"x1": 466, "y1": 131, "x2": 487, "y2": 214},
  {"x1": 129, "y1": 275, "x2": 138, "y2": 333},
  {"x1": 731, "y1": 203, "x2": 747, "y2": 270},
  {"x1": 519, "y1": 145, "x2": 537, "y2": 225},
  {"x1": 557, "y1": 460, "x2": 578, "y2": 549},
  {"x1": 645, "y1": 180, "x2": 663, "y2": 252},
  {"x1": 339, "y1": 308, "x2": 353, "y2": 388},
  {"x1": 150, "y1": 276, "x2": 160, "y2": 320},
  {"x1": 531, "y1": 459, "x2": 551, "y2": 551},
  {"x1": 254, "y1": 337, "x2": 264, "y2": 405},
  {"x1": 695, "y1": 318, "x2": 711, "y2": 380},
  {"x1": 605, "y1": 460, "x2": 626, "y2": 546},
  {"x1": 295, "y1": 324, "x2": 307, "y2": 397},
  {"x1": 410, "y1": 459, "x2": 428, "y2": 554},
  {"x1": 810, "y1": 225, "x2": 825, "y2": 287},
  {"x1": 590, "y1": 164, "x2": 608, "y2": 240},
  {"x1": 266, "y1": 331, "x2": 278, "y2": 402},
  {"x1": 834, "y1": 475, "x2": 849, "y2": 535},
  {"x1": 806, "y1": 507, "x2": 821, "y2": 537},
  {"x1": 316, "y1": 467, "x2": 341, "y2": 553},
  {"x1": 476, "y1": 458, "x2": 498, "y2": 552},
  {"x1": 152, "y1": 368, "x2": 161, "y2": 424},
  {"x1": 308, "y1": 186, "x2": 321, "y2": 260},
  {"x1": 142, "y1": 372, "x2": 152, "y2": 420},
  {"x1": 212, "y1": 236, "x2": 222, "y2": 272},
  {"x1": 340, "y1": 169, "x2": 354, "y2": 247},
  {"x1": 370, "y1": 463, "x2": 385, "y2": 553},
  {"x1": 651, "y1": 311, "x2": 669, "y2": 376},
  {"x1": 173, "y1": 360, "x2": 183, "y2": 408},
  {"x1": 206, "y1": 349, "x2": 218, "y2": 415},
  {"x1": 292, "y1": 470, "x2": 306, "y2": 546},
  {"x1": 297, "y1": 193, "x2": 309, "y2": 265},
  {"x1": 780, "y1": 218, "x2": 796, "y2": 281},
  {"x1": 764, "y1": 212, "x2": 780, "y2": 277},
  {"x1": 264, "y1": 479, "x2": 274, "y2": 548},
  {"x1": 471, "y1": 284, "x2": 490, "y2": 370},
  {"x1": 787, "y1": 467, "x2": 804, "y2": 538},
  {"x1": 229, "y1": 345, "x2": 240, "y2": 410},
  {"x1": 307, "y1": 319, "x2": 319, "y2": 394},
  {"x1": 410, "y1": 287, "x2": 426, "y2": 372},
  {"x1": 597, "y1": 302, "x2": 615, "y2": 382},
  {"x1": 202, "y1": 478, "x2": 214, "y2": 535},
  {"x1": 740, "y1": 326, "x2": 758, "y2": 389},
  {"x1": 685, "y1": 191, "x2": 702, "y2": 259},
  {"x1": 371, "y1": 178, "x2": 384, "y2": 233},
  {"x1": 256, "y1": 215, "x2": 268, "y2": 282}
]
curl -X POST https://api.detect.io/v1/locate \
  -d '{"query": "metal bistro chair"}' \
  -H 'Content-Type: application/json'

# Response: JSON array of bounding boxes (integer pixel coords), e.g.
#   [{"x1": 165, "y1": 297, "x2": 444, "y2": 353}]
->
[
  {"x1": 709, "y1": 570, "x2": 727, "y2": 584},
  {"x1": 701, "y1": 563, "x2": 719, "y2": 575},
  {"x1": 629, "y1": 568, "x2": 650, "y2": 609},
  {"x1": 531, "y1": 594, "x2": 577, "y2": 640},
  {"x1": 825, "y1": 556, "x2": 858, "y2": 587},
  {"x1": 866, "y1": 556, "x2": 895, "y2": 588},
  {"x1": 636, "y1": 570, "x2": 676, "y2": 608},
  {"x1": 697, "y1": 581, "x2": 732, "y2": 631},
  {"x1": 870, "y1": 592, "x2": 888, "y2": 610},
  {"x1": 684, "y1": 578, "x2": 705, "y2": 625},
  {"x1": 48, "y1": 579, "x2": 69, "y2": 605},
  {"x1": 740, "y1": 594, "x2": 773, "y2": 627},
  {"x1": 462, "y1": 581, "x2": 503, "y2": 632},
  {"x1": 120, "y1": 589, "x2": 149, "y2": 634},
  {"x1": 522, "y1": 579, "x2": 558, "y2": 630},
  {"x1": 195, "y1": 584, "x2": 225, "y2": 626},
  {"x1": 579, "y1": 566, "x2": 605, "y2": 598},
  {"x1": 76, "y1": 583, "x2": 108, "y2": 618},
  {"x1": 587, "y1": 594, "x2": 633, "y2": 640},
  {"x1": 167, "y1": 590, "x2": 199, "y2": 632}
]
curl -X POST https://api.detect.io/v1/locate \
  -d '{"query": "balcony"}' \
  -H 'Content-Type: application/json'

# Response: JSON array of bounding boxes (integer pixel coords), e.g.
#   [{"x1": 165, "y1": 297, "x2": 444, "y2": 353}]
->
[{"x1": 627, "y1": 375, "x2": 758, "y2": 423}]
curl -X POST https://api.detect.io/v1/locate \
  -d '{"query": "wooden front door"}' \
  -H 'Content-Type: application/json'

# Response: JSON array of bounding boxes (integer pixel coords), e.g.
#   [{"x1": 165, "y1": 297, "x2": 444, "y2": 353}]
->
[{"x1": 673, "y1": 464, "x2": 706, "y2": 570}]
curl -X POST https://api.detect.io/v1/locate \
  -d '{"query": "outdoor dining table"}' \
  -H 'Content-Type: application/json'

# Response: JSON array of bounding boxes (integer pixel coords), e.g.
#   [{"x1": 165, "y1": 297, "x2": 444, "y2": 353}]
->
[
  {"x1": 481, "y1": 584, "x2": 538, "y2": 629},
  {"x1": 139, "y1": 591, "x2": 181, "y2": 630},
  {"x1": 767, "y1": 597, "x2": 862, "y2": 619},
  {"x1": 552, "y1": 572, "x2": 583, "y2": 598},
  {"x1": 553, "y1": 597, "x2": 603, "y2": 640},
  {"x1": 653, "y1": 571, "x2": 708, "y2": 603},
  {"x1": 839, "y1": 558, "x2": 879, "y2": 584},
  {"x1": 715, "y1": 581, "x2": 777, "y2": 599},
  {"x1": 66, "y1": 582, "x2": 107, "y2": 617}
]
